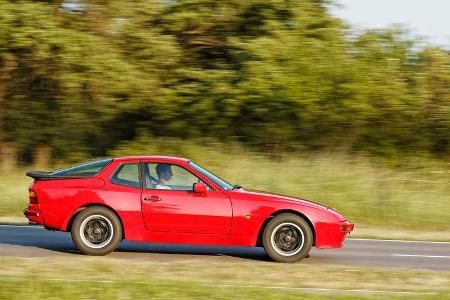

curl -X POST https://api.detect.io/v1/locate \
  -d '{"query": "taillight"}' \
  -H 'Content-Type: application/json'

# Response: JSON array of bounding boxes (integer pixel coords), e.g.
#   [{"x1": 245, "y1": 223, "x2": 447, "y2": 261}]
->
[{"x1": 29, "y1": 190, "x2": 38, "y2": 204}]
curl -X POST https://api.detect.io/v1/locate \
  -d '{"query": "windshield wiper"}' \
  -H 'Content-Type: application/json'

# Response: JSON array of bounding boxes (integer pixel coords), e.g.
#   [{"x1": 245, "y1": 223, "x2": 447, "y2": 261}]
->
[{"x1": 232, "y1": 184, "x2": 242, "y2": 190}]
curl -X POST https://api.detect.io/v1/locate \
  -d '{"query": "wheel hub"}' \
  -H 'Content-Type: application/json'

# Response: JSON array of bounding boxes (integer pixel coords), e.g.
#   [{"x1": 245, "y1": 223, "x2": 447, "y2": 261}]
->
[
  {"x1": 271, "y1": 223, "x2": 305, "y2": 256},
  {"x1": 80, "y1": 215, "x2": 114, "y2": 249}
]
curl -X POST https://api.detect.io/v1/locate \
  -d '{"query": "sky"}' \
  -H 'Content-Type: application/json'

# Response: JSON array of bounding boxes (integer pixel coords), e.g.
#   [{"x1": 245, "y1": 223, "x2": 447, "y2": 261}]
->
[{"x1": 330, "y1": 0, "x2": 450, "y2": 49}]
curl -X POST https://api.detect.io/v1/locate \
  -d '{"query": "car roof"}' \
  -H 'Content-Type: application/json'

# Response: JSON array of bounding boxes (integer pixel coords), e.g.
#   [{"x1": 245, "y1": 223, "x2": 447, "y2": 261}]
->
[{"x1": 113, "y1": 156, "x2": 190, "y2": 163}]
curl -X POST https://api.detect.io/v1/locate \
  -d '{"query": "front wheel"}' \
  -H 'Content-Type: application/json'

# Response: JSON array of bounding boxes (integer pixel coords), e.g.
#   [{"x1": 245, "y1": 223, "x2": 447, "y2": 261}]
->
[
  {"x1": 262, "y1": 213, "x2": 313, "y2": 263},
  {"x1": 71, "y1": 206, "x2": 122, "y2": 255}
]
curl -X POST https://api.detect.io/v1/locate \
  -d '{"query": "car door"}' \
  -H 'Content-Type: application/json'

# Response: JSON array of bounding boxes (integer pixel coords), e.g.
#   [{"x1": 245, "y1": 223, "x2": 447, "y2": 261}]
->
[{"x1": 140, "y1": 162, "x2": 232, "y2": 235}]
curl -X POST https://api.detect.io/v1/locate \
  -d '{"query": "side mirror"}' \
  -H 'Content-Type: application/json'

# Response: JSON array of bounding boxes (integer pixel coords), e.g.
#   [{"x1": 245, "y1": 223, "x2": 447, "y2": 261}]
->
[{"x1": 193, "y1": 182, "x2": 207, "y2": 193}]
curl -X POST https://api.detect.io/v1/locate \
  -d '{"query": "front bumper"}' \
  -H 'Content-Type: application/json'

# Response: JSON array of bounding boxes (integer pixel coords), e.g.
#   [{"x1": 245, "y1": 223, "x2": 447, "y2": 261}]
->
[
  {"x1": 23, "y1": 208, "x2": 44, "y2": 225},
  {"x1": 314, "y1": 220, "x2": 354, "y2": 249}
]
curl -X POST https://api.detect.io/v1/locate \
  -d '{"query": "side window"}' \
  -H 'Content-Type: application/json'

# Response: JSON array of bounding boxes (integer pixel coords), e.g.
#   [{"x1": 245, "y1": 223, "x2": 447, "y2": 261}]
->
[
  {"x1": 145, "y1": 163, "x2": 211, "y2": 191},
  {"x1": 110, "y1": 163, "x2": 140, "y2": 188}
]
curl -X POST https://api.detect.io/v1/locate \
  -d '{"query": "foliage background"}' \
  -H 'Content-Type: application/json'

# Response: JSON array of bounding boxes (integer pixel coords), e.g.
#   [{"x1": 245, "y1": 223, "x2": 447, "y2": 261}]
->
[{"x1": 0, "y1": 0, "x2": 448, "y2": 165}]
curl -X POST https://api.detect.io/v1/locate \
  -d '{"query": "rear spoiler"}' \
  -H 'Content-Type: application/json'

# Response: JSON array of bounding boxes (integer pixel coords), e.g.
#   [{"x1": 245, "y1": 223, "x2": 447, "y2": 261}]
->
[{"x1": 26, "y1": 171, "x2": 92, "y2": 181}]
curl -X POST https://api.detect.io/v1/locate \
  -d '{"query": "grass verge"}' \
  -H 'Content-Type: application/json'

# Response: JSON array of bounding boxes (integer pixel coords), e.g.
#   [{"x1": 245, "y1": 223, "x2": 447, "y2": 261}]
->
[{"x1": 0, "y1": 256, "x2": 449, "y2": 299}]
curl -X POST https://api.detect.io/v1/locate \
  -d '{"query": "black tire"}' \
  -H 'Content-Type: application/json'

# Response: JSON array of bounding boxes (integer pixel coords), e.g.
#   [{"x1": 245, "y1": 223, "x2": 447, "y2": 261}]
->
[
  {"x1": 71, "y1": 206, "x2": 122, "y2": 256},
  {"x1": 262, "y1": 213, "x2": 313, "y2": 263}
]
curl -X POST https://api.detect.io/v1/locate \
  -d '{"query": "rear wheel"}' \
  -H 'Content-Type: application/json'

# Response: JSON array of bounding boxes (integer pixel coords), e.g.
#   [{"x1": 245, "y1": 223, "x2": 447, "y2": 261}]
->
[
  {"x1": 71, "y1": 206, "x2": 122, "y2": 255},
  {"x1": 262, "y1": 213, "x2": 313, "y2": 263}
]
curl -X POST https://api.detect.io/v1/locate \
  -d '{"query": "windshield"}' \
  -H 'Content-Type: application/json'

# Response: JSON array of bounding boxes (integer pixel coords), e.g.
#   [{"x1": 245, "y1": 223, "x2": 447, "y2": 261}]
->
[
  {"x1": 51, "y1": 158, "x2": 112, "y2": 177},
  {"x1": 189, "y1": 161, "x2": 234, "y2": 190}
]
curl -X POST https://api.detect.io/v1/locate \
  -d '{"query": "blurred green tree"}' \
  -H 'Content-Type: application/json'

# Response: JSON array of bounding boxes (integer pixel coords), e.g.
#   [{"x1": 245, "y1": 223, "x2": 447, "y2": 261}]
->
[
  {"x1": 414, "y1": 48, "x2": 450, "y2": 155},
  {"x1": 0, "y1": 0, "x2": 448, "y2": 164}
]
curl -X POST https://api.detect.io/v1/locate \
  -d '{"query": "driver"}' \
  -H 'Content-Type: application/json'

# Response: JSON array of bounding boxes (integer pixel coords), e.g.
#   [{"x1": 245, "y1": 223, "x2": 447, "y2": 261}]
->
[{"x1": 155, "y1": 163, "x2": 173, "y2": 190}]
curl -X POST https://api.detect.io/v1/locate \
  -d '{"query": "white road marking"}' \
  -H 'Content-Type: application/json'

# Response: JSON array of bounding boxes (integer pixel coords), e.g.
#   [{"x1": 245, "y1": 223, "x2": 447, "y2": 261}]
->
[
  {"x1": 0, "y1": 224, "x2": 42, "y2": 228},
  {"x1": 392, "y1": 254, "x2": 450, "y2": 259},
  {"x1": 349, "y1": 238, "x2": 450, "y2": 244}
]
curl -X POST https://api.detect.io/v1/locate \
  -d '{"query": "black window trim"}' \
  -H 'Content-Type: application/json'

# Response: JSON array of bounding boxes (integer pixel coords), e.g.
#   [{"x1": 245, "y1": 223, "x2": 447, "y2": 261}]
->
[{"x1": 109, "y1": 162, "x2": 142, "y2": 189}]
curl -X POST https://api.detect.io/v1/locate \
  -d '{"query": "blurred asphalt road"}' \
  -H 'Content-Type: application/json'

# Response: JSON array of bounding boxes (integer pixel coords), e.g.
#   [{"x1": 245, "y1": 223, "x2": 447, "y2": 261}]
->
[{"x1": 0, "y1": 225, "x2": 449, "y2": 271}]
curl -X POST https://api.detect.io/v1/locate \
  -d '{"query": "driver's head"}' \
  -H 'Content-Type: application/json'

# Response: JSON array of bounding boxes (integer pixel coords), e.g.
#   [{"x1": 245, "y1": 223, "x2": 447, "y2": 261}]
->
[{"x1": 156, "y1": 163, "x2": 173, "y2": 182}]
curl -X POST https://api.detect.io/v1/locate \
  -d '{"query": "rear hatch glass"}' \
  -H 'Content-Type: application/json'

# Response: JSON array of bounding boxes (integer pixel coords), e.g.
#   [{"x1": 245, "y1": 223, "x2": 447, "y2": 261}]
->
[
  {"x1": 27, "y1": 158, "x2": 113, "y2": 180},
  {"x1": 51, "y1": 158, "x2": 113, "y2": 177}
]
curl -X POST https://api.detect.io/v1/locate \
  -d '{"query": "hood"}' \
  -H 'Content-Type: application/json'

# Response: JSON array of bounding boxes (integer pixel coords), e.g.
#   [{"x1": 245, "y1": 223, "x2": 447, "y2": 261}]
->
[
  {"x1": 236, "y1": 188, "x2": 330, "y2": 210},
  {"x1": 231, "y1": 188, "x2": 346, "y2": 221}
]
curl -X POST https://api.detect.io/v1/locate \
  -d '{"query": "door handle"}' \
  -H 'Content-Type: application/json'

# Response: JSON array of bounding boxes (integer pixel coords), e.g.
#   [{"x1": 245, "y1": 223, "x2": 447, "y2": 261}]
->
[{"x1": 144, "y1": 196, "x2": 162, "y2": 202}]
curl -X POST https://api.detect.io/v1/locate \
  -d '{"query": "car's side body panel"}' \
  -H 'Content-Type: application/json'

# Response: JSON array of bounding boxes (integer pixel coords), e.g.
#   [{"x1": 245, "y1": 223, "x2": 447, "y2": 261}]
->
[
  {"x1": 25, "y1": 156, "x2": 353, "y2": 249},
  {"x1": 224, "y1": 190, "x2": 349, "y2": 248},
  {"x1": 30, "y1": 159, "x2": 145, "y2": 238},
  {"x1": 140, "y1": 189, "x2": 233, "y2": 234}
]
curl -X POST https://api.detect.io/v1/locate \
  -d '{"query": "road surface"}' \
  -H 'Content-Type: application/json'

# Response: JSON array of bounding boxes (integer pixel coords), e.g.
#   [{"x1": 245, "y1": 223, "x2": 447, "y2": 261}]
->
[{"x1": 0, "y1": 225, "x2": 449, "y2": 271}]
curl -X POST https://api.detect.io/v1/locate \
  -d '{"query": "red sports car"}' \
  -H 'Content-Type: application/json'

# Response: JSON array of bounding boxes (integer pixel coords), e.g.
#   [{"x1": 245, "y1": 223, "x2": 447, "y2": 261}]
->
[{"x1": 24, "y1": 156, "x2": 353, "y2": 263}]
